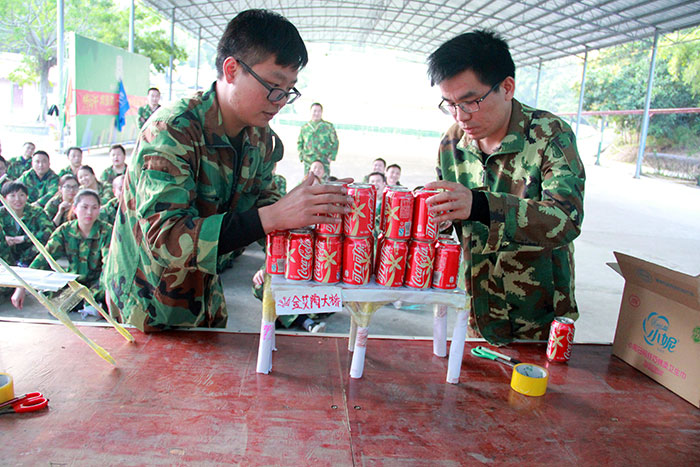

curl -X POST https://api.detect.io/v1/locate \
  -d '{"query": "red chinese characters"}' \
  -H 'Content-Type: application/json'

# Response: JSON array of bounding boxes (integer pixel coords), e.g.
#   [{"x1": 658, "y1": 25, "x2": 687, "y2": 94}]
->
[
  {"x1": 342, "y1": 236, "x2": 373, "y2": 285},
  {"x1": 546, "y1": 317, "x2": 576, "y2": 362},
  {"x1": 313, "y1": 234, "x2": 342, "y2": 284},
  {"x1": 432, "y1": 238, "x2": 460, "y2": 289},
  {"x1": 316, "y1": 181, "x2": 347, "y2": 235},
  {"x1": 285, "y1": 229, "x2": 314, "y2": 281},
  {"x1": 265, "y1": 230, "x2": 288, "y2": 275},
  {"x1": 405, "y1": 239, "x2": 436, "y2": 289},
  {"x1": 411, "y1": 189, "x2": 440, "y2": 241},
  {"x1": 381, "y1": 186, "x2": 414, "y2": 240},
  {"x1": 343, "y1": 183, "x2": 376, "y2": 237},
  {"x1": 375, "y1": 238, "x2": 408, "y2": 287}
]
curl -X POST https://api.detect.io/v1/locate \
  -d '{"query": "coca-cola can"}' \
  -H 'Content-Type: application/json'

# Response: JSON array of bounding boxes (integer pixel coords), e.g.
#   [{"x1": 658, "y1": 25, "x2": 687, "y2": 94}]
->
[
  {"x1": 411, "y1": 189, "x2": 440, "y2": 241},
  {"x1": 546, "y1": 317, "x2": 575, "y2": 362},
  {"x1": 405, "y1": 239, "x2": 436, "y2": 289},
  {"x1": 374, "y1": 231, "x2": 385, "y2": 276},
  {"x1": 378, "y1": 185, "x2": 392, "y2": 232},
  {"x1": 383, "y1": 186, "x2": 414, "y2": 240},
  {"x1": 342, "y1": 236, "x2": 373, "y2": 285},
  {"x1": 313, "y1": 234, "x2": 342, "y2": 284},
  {"x1": 344, "y1": 183, "x2": 376, "y2": 237},
  {"x1": 376, "y1": 238, "x2": 408, "y2": 287},
  {"x1": 432, "y1": 239, "x2": 461, "y2": 289},
  {"x1": 285, "y1": 229, "x2": 314, "y2": 281},
  {"x1": 265, "y1": 230, "x2": 288, "y2": 275},
  {"x1": 316, "y1": 181, "x2": 347, "y2": 235}
]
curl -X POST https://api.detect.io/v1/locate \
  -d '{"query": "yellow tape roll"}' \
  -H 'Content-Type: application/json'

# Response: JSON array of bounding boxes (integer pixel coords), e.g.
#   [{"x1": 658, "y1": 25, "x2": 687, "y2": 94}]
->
[
  {"x1": 0, "y1": 373, "x2": 14, "y2": 404},
  {"x1": 510, "y1": 363, "x2": 548, "y2": 397}
]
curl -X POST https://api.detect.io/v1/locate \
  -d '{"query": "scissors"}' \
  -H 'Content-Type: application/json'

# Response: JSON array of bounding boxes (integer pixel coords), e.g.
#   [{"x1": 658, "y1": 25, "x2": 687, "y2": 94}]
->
[
  {"x1": 471, "y1": 346, "x2": 522, "y2": 368},
  {"x1": 0, "y1": 392, "x2": 49, "y2": 415}
]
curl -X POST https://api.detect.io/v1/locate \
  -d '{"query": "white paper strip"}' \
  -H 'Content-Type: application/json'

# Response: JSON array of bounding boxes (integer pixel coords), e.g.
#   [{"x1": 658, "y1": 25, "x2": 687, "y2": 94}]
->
[
  {"x1": 256, "y1": 319, "x2": 275, "y2": 374},
  {"x1": 274, "y1": 286, "x2": 343, "y2": 315},
  {"x1": 433, "y1": 304, "x2": 448, "y2": 357},
  {"x1": 446, "y1": 309, "x2": 468, "y2": 384},
  {"x1": 349, "y1": 326, "x2": 369, "y2": 378}
]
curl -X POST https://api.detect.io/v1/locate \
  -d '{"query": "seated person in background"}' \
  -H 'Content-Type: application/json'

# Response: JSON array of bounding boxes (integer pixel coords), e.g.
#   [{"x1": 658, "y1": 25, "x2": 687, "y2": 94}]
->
[
  {"x1": 0, "y1": 156, "x2": 8, "y2": 185},
  {"x1": 77, "y1": 165, "x2": 107, "y2": 203},
  {"x1": 99, "y1": 174, "x2": 123, "y2": 225},
  {"x1": 6, "y1": 142, "x2": 35, "y2": 179},
  {"x1": 100, "y1": 144, "x2": 128, "y2": 186},
  {"x1": 16, "y1": 150, "x2": 59, "y2": 205},
  {"x1": 44, "y1": 174, "x2": 79, "y2": 226},
  {"x1": 362, "y1": 157, "x2": 386, "y2": 183},
  {"x1": 57, "y1": 147, "x2": 83, "y2": 178},
  {"x1": 366, "y1": 171, "x2": 386, "y2": 232},
  {"x1": 0, "y1": 181, "x2": 54, "y2": 267},
  {"x1": 385, "y1": 163, "x2": 402, "y2": 186},
  {"x1": 308, "y1": 159, "x2": 328, "y2": 183},
  {"x1": 12, "y1": 189, "x2": 112, "y2": 311}
]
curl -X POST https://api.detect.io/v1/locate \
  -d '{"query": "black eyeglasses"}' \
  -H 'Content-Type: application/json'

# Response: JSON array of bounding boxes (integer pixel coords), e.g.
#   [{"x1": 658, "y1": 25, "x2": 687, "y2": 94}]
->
[
  {"x1": 236, "y1": 59, "x2": 301, "y2": 105},
  {"x1": 439, "y1": 81, "x2": 501, "y2": 115}
]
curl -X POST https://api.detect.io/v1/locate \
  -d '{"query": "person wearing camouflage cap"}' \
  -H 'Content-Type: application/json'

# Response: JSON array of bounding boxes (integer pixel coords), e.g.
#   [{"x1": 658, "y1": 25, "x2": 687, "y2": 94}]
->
[
  {"x1": 102, "y1": 9, "x2": 352, "y2": 332},
  {"x1": 424, "y1": 30, "x2": 585, "y2": 345},
  {"x1": 297, "y1": 102, "x2": 339, "y2": 176}
]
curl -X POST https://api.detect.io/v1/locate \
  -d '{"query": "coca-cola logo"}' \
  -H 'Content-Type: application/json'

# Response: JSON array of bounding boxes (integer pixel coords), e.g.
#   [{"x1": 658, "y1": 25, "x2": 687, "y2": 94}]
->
[
  {"x1": 425, "y1": 213, "x2": 437, "y2": 239},
  {"x1": 298, "y1": 238, "x2": 313, "y2": 275},
  {"x1": 411, "y1": 246, "x2": 433, "y2": 287},
  {"x1": 351, "y1": 241, "x2": 371, "y2": 283}
]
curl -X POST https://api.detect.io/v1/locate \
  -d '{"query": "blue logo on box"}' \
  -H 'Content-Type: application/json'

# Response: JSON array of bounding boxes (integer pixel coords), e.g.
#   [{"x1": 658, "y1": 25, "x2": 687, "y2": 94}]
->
[{"x1": 642, "y1": 312, "x2": 677, "y2": 352}]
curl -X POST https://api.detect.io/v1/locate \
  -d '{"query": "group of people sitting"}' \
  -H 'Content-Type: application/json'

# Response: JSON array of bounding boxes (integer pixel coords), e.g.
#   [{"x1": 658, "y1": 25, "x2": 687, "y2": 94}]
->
[{"x1": 0, "y1": 141, "x2": 128, "y2": 313}]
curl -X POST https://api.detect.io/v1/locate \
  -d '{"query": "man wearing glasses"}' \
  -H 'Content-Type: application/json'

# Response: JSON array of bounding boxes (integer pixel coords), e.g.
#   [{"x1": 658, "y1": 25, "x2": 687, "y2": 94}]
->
[
  {"x1": 103, "y1": 9, "x2": 351, "y2": 332},
  {"x1": 424, "y1": 30, "x2": 585, "y2": 345}
]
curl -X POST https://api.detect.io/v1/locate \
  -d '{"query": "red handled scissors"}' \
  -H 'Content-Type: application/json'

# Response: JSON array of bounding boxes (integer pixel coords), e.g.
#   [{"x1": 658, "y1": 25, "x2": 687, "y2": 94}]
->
[{"x1": 0, "y1": 392, "x2": 49, "y2": 414}]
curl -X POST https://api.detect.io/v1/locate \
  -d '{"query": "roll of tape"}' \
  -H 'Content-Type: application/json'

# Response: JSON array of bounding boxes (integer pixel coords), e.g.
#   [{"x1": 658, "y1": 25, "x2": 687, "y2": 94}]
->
[
  {"x1": 510, "y1": 363, "x2": 548, "y2": 397},
  {"x1": 0, "y1": 373, "x2": 14, "y2": 404}
]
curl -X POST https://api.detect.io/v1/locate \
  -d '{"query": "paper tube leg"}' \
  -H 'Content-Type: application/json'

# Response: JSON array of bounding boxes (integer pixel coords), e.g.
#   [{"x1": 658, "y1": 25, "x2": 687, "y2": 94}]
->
[
  {"x1": 433, "y1": 304, "x2": 448, "y2": 357},
  {"x1": 348, "y1": 315, "x2": 358, "y2": 352},
  {"x1": 350, "y1": 326, "x2": 369, "y2": 379},
  {"x1": 446, "y1": 309, "x2": 468, "y2": 384}
]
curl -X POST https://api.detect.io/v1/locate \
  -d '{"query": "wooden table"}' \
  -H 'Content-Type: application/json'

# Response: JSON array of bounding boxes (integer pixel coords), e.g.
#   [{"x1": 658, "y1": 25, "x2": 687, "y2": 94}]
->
[{"x1": 0, "y1": 321, "x2": 697, "y2": 465}]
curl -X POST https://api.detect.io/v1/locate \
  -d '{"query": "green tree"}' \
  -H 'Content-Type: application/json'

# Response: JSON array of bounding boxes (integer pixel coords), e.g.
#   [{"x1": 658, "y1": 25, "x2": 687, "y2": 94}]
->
[{"x1": 0, "y1": 0, "x2": 187, "y2": 121}]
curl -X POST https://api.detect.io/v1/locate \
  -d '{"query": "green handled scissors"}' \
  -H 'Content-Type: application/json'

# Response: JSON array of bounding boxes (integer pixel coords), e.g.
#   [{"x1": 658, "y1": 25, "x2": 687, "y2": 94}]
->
[{"x1": 470, "y1": 346, "x2": 521, "y2": 367}]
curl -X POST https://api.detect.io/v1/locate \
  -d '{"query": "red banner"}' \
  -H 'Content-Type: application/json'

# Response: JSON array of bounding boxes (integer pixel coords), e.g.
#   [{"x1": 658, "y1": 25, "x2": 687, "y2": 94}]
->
[{"x1": 75, "y1": 89, "x2": 146, "y2": 116}]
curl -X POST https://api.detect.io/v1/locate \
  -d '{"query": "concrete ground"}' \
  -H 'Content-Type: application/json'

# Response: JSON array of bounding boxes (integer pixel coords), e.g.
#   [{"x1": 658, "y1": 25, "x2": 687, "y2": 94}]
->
[{"x1": 2, "y1": 124, "x2": 699, "y2": 344}]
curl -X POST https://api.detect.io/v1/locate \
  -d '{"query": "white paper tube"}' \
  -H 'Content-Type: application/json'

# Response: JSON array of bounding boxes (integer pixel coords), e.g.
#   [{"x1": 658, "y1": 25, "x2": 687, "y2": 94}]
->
[
  {"x1": 349, "y1": 326, "x2": 369, "y2": 378},
  {"x1": 348, "y1": 318, "x2": 358, "y2": 352},
  {"x1": 446, "y1": 309, "x2": 468, "y2": 384},
  {"x1": 433, "y1": 304, "x2": 448, "y2": 357},
  {"x1": 256, "y1": 319, "x2": 275, "y2": 374}
]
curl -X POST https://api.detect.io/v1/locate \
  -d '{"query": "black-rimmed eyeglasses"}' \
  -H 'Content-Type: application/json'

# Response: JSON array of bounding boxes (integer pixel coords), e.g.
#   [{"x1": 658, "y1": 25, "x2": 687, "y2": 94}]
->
[
  {"x1": 236, "y1": 59, "x2": 301, "y2": 105},
  {"x1": 438, "y1": 81, "x2": 501, "y2": 115}
]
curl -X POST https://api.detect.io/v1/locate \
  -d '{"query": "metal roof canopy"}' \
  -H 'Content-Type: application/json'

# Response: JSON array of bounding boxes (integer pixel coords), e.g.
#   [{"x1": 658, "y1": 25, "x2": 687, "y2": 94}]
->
[{"x1": 142, "y1": 0, "x2": 700, "y2": 67}]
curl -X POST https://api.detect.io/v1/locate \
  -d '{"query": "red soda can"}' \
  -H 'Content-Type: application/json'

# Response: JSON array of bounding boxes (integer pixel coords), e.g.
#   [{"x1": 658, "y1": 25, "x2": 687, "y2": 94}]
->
[
  {"x1": 405, "y1": 239, "x2": 436, "y2": 289},
  {"x1": 411, "y1": 189, "x2": 440, "y2": 241},
  {"x1": 265, "y1": 230, "x2": 288, "y2": 275},
  {"x1": 383, "y1": 186, "x2": 414, "y2": 240},
  {"x1": 432, "y1": 239, "x2": 461, "y2": 289},
  {"x1": 313, "y1": 234, "x2": 342, "y2": 284},
  {"x1": 316, "y1": 181, "x2": 347, "y2": 235},
  {"x1": 378, "y1": 185, "x2": 392, "y2": 232},
  {"x1": 344, "y1": 183, "x2": 376, "y2": 237},
  {"x1": 376, "y1": 238, "x2": 408, "y2": 287},
  {"x1": 374, "y1": 231, "x2": 385, "y2": 276},
  {"x1": 342, "y1": 236, "x2": 373, "y2": 285},
  {"x1": 546, "y1": 317, "x2": 576, "y2": 362},
  {"x1": 285, "y1": 229, "x2": 314, "y2": 281}
]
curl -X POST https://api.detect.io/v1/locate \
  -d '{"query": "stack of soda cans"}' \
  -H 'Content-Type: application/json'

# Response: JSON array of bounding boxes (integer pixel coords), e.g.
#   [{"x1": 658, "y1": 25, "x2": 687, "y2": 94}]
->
[{"x1": 266, "y1": 182, "x2": 461, "y2": 290}]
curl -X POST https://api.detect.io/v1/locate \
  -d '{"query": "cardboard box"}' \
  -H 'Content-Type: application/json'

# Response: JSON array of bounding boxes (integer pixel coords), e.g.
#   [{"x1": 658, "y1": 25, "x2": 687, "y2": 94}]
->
[{"x1": 609, "y1": 252, "x2": 700, "y2": 407}]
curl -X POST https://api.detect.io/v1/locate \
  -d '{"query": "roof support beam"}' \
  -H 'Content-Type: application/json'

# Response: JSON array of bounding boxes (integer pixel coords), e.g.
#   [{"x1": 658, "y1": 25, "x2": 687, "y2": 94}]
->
[
  {"x1": 57, "y1": 0, "x2": 65, "y2": 153},
  {"x1": 635, "y1": 29, "x2": 660, "y2": 179},
  {"x1": 575, "y1": 49, "x2": 588, "y2": 139},
  {"x1": 169, "y1": 8, "x2": 175, "y2": 101},
  {"x1": 129, "y1": 0, "x2": 135, "y2": 53}
]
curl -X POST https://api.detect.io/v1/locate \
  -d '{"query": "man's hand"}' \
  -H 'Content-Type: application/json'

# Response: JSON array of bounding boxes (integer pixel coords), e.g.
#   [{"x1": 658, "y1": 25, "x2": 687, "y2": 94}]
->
[
  {"x1": 258, "y1": 175, "x2": 354, "y2": 233},
  {"x1": 5, "y1": 236, "x2": 25, "y2": 246},
  {"x1": 423, "y1": 180, "x2": 473, "y2": 224},
  {"x1": 252, "y1": 269, "x2": 265, "y2": 286},
  {"x1": 11, "y1": 288, "x2": 25, "y2": 310}
]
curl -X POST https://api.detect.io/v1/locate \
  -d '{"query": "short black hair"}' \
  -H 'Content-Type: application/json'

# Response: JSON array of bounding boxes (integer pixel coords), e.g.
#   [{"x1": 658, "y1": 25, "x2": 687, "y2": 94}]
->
[
  {"x1": 148, "y1": 87, "x2": 160, "y2": 94},
  {"x1": 427, "y1": 30, "x2": 515, "y2": 87},
  {"x1": 215, "y1": 9, "x2": 308, "y2": 78},
  {"x1": 368, "y1": 172, "x2": 386, "y2": 183},
  {"x1": 1, "y1": 181, "x2": 28, "y2": 197},
  {"x1": 33, "y1": 150, "x2": 50, "y2": 161},
  {"x1": 74, "y1": 189, "x2": 101, "y2": 207},
  {"x1": 59, "y1": 174, "x2": 79, "y2": 186},
  {"x1": 386, "y1": 163, "x2": 401, "y2": 172},
  {"x1": 311, "y1": 103, "x2": 323, "y2": 110},
  {"x1": 110, "y1": 144, "x2": 126, "y2": 155},
  {"x1": 0, "y1": 155, "x2": 6, "y2": 166},
  {"x1": 66, "y1": 146, "x2": 82, "y2": 156},
  {"x1": 373, "y1": 157, "x2": 386, "y2": 166},
  {"x1": 78, "y1": 165, "x2": 95, "y2": 176}
]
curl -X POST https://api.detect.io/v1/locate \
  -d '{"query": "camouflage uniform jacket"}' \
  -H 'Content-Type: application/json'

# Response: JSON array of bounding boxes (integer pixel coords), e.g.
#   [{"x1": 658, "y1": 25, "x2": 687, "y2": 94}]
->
[
  {"x1": 30, "y1": 219, "x2": 111, "y2": 301},
  {"x1": 437, "y1": 99, "x2": 585, "y2": 345},
  {"x1": 99, "y1": 196, "x2": 118, "y2": 225},
  {"x1": 272, "y1": 174, "x2": 287, "y2": 196},
  {"x1": 0, "y1": 203, "x2": 54, "y2": 265},
  {"x1": 57, "y1": 166, "x2": 79, "y2": 178},
  {"x1": 17, "y1": 169, "x2": 60, "y2": 205},
  {"x1": 297, "y1": 120, "x2": 338, "y2": 173},
  {"x1": 100, "y1": 165, "x2": 128, "y2": 186},
  {"x1": 103, "y1": 82, "x2": 283, "y2": 332},
  {"x1": 138, "y1": 104, "x2": 160, "y2": 129},
  {"x1": 6, "y1": 157, "x2": 32, "y2": 180}
]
